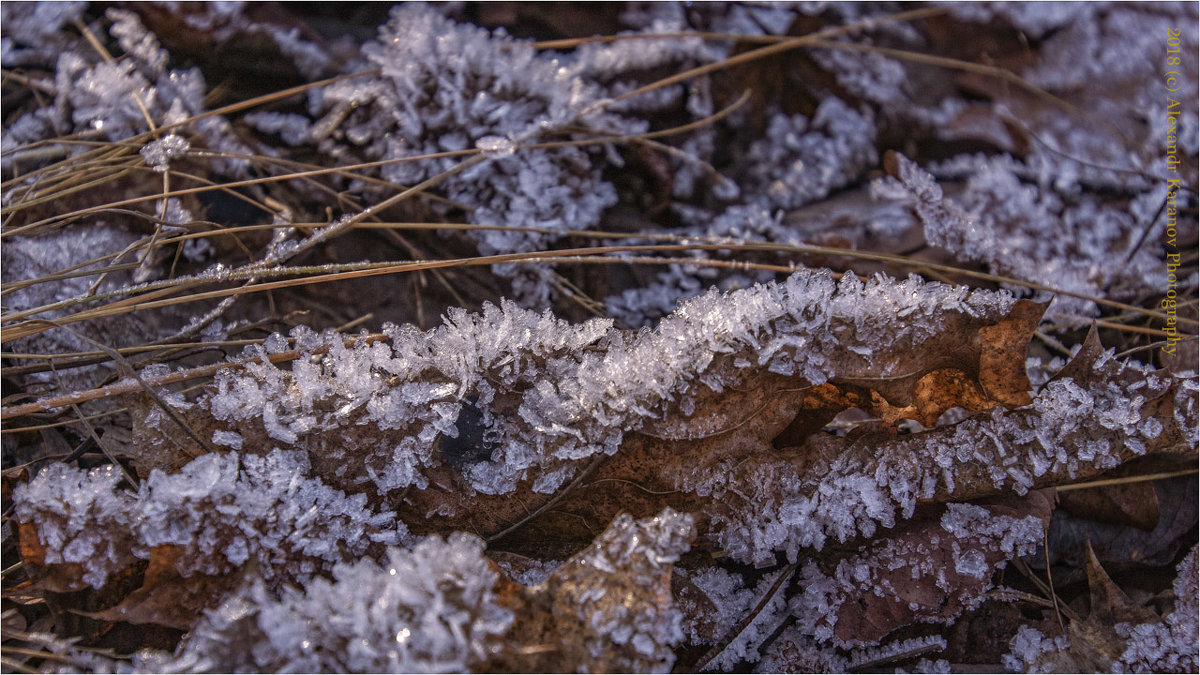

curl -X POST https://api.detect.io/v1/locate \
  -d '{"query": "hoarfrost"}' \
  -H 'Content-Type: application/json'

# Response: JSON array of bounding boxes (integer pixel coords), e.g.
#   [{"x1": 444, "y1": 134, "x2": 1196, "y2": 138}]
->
[
  {"x1": 13, "y1": 450, "x2": 409, "y2": 589},
  {"x1": 2, "y1": 3, "x2": 254, "y2": 176},
  {"x1": 1002, "y1": 625, "x2": 1072, "y2": 673},
  {"x1": 140, "y1": 133, "x2": 191, "y2": 171},
  {"x1": 744, "y1": 100, "x2": 879, "y2": 211},
  {"x1": 876, "y1": 153, "x2": 1163, "y2": 325},
  {"x1": 681, "y1": 567, "x2": 791, "y2": 670},
  {"x1": 300, "y1": 3, "x2": 644, "y2": 304},
  {"x1": 548, "y1": 508, "x2": 694, "y2": 671},
  {"x1": 159, "y1": 534, "x2": 511, "y2": 673},
  {"x1": 1115, "y1": 545, "x2": 1200, "y2": 672},
  {"x1": 12, "y1": 464, "x2": 139, "y2": 589},
  {"x1": 188, "y1": 269, "x2": 1017, "y2": 501}
]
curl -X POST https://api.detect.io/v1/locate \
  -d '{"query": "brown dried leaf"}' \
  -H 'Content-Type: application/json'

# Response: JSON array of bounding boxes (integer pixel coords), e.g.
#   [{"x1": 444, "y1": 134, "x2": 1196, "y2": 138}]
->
[
  {"x1": 1057, "y1": 481, "x2": 1160, "y2": 532},
  {"x1": 1082, "y1": 541, "x2": 1159, "y2": 627},
  {"x1": 79, "y1": 545, "x2": 239, "y2": 631},
  {"x1": 1045, "y1": 475, "x2": 1196, "y2": 568},
  {"x1": 489, "y1": 509, "x2": 693, "y2": 673},
  {"x1": 816, "y1": 493, "x2": 1054, "y2": 646}
]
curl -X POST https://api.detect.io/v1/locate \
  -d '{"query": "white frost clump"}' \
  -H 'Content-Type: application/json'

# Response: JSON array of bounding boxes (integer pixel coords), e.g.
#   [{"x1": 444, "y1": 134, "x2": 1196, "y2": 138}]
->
[
  {"x1": 13, "y1": 450, "x2": 409, "y2": 588},
  {"x1": 553, "y1": 508, "x2": 695, "y2": 670},
  {"x1": 159, "y1": 534, "x2": 512, "y2": 674},
  {"x1": 11, "y1": 463, "x2": 140, "y2": 588},
  {"x1": 2, "y1": 6, "x2": 252, "y2": 176},
  {"x1": 0, "y1": 2, "x2": 86, "y2": 67},
  {"x1": 309, "y1": 4, "x2": 639, "y2": 263},
  {"x1": 1115, "y1": 545, "x2": 1200, "y2": 673},
  {"x1": 140, "y1": 133, "x2": 191, "y2": 172},
  {"x1": 1, "y1": 224, "x2": 155, "y2": 375},
  {"x1": 744, "y1": 99, "x2": 879, "y2": 211},
  {"x1": 875, "y1": 153, "x2": 1162, "y2": 325},
  {"x1": 1002, "y1": 625, "x2": 1072, "y2": 673},
  {"x1": 941, "y1": 502, "x2": 1045, "y2": 563}
]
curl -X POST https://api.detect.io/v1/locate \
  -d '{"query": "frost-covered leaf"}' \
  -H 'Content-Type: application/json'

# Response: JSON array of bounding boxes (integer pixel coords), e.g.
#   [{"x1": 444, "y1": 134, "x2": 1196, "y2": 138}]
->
[
  {"x1": 1003, "y1": 545, "x2": 1199, "y2": 673},
  {"x1": 123, "y1": 270, "x2": 1041, "y2": 556},
  {"x1": 486, "y1": 508, "x2": 695, "y2": 673},
  {"x1": 793, "y1": 494, "x2": 1053, "y2": 647},
  {"x1": 153, "y1": 508, "x2": 692, "y2": 674},
  {"x1": 14, "y1": 450, "x2": 408, "y2": 626}
]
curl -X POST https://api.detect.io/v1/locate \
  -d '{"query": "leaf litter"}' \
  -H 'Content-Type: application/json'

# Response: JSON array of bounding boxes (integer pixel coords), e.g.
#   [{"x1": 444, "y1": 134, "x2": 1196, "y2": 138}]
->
[{"x1": 2, "y1": 2, "x2": 1196, "y2": 673}]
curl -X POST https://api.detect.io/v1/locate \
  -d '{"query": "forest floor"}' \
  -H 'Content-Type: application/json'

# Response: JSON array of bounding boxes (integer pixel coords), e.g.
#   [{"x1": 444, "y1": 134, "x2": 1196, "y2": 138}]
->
[{"x1": 1, "y1": 2, "x2": 1198, "y2": 673}]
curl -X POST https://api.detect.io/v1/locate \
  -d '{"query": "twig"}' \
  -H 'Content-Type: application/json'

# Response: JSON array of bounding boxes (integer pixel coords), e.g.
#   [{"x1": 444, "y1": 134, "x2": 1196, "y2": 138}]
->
[
  {"x1": 690, "y1": 562, "x2": 799, "y2": 672},
  {"x1": 487, "y1": 454, "x2": 607, "y2": 544}
]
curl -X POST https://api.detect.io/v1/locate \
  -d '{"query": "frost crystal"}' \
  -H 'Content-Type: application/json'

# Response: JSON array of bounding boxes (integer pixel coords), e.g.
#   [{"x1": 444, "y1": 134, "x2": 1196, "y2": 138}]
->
[
  {"x1": 161, "y1": 534, "x2": 511, "y2": 674},
  {"x1": 1115, "y1": 545, "x2": 1200, "y2": 672},
  {"x1": 744, "y1": 100, "x2": 878, "y2": 211},
  {"x1": 475, "y1": 135, "x2": 516, "y2": 157},
  {"x1": 1002, "y1": 625, "x2": 1072, "y2": 673},
  {"x1": 1, "y1": 3, "x2": 84, "y2": 58},
  {"x1": 547, "y1": 508, "x2": 694, "y2": 671},
  {"x1": 181, "y1": 269, "x2": 1017, "y2": 502},
  {"x1": 14, "y1": 450, "x2": 409, "y2": 588},
  {"x1": 12, "y1": 464, "x2": 139, "y2": 588},
  {"x1": 2, "y1": 3, "x2": 253, "y2": 176},
  {"x1": 307, "y1": 4, "x2": 639, "y2": 267},
  {"x1": 682, "y1": 567, "x2": 791, "y2": 670},
  {"x1": 140, "y1": 133, "x2": 191, "y2": 172}
]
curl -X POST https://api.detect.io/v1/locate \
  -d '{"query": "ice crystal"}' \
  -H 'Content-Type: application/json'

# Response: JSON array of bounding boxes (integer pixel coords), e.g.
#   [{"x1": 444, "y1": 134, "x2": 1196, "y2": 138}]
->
[
  {"x1": 1, "y1": 5, "x2": 253, "y2": 176},
  {"x1": 13, "y1": 450, "x2": 409, "y2": 589},
  {"x1": 140, "y1": 133, "x2": 191, "y2": 172},
  {"x1": 605, "y1": 205, "x2": 789, "y2": 327},
  {"x1": 1115, "y1": 545, "x2": 1199, "y2": 672},
  {"x1": 12, "y1": 463, "x2": 139, "y2": 588},
  {"x1": 107, "y1": 8, "x2": 168, "y2": 77},
  {"x1": 681, "y1": 567, "x2": 791, "y2": 670},
  {"x1": 186, "y1": 269, "x2": 1018, "y2": 502},
  {"x1": 757, "y1": 625, "x2": 850, "y2": 673},
  {"x1": 1002, "y1": 625, "x2": 1072, "y2": 673},
  {"x1": 951, "y1": 2, "x2": 1096, "y2": 40},
  {"x1": 743, "y1": 100, "x2": 878, "y2": 211},
  {"x1": 809, "y1": 43, "x2": 907, "y2": 107},
  {"x1": 1002, "y1": 548, "x2": 1200, "y2": 672},
  {"x1": 243, "y1": 111, "x2": 312, "y2": 146},
  {"x1": 548, "y1": 508, "x2": 694, "y2": 671},
  {"x1": 848, "y1": 636, "x2": 949, "y2": 671},
  {"x1": 0, "y1": 2, "x2": 87, "y2": 68},
  {"x1": 0, "y1": 223, "x2": 171, "y2": 389},
  {"x1": 159, "y1": 534, "x2": 511, "y2": 674},
  {"x1": 308, "y1": 4, "x2": 638, "y2": 259}
]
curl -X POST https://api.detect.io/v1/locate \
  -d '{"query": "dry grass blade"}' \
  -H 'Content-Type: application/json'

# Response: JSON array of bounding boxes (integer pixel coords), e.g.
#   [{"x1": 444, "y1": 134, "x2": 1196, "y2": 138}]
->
[{"x1": 1, "y1": 333, "x2": 389, "y2": 420}]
